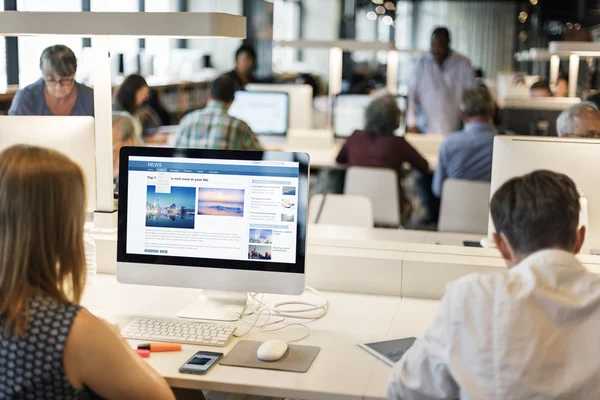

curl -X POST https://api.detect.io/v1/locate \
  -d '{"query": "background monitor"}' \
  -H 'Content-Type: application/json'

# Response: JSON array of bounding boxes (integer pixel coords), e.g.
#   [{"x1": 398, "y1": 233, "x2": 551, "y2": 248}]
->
[
  {"x1": 246, "y1": 84, "x2": 313, "y2": 130},
  {"x1": 117, "y1": 147, "x2": 309, "y2": 320},
  {"x1": 500, "y1": 97, "x2": 580, "y2": 136},
  {"x1": 228, "y1": 91, "x2": 289, "y2": 136},
  {"x1": 333, "y1": 94, "x2": 407, "y2": 138},
  {"x1": 0, "y1": 116, "x2": 96, "y2": 213},
  {"x1": 488, "y1": 136, "x2": 600, "y2": 254}
]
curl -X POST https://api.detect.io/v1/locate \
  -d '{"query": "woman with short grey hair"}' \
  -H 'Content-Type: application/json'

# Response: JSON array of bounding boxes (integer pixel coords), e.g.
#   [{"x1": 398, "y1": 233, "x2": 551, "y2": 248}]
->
[
  {"x1": 336, "y1": 94, "x2": 430, "y2": 226},
  {"x1": 9, "y1": 45, "x2": 94, "y2": 116}
]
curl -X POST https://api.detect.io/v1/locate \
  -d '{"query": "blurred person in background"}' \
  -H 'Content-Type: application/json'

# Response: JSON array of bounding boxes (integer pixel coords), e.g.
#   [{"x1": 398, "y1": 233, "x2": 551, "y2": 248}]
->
[
  {"x1": 529, "y1": 80, "x2": 553, "y2": 97},
  {"x1": 224, "y1": 44, "x2": 260, "y2": 89},
  {"x1": 556, "y1": 102, "x2": 600, "y2": 138},
  {"x1": 336, "y1": 94, "x2": 429, "y2": 225},
  {"x1": 113, "y1": 74, "x2": 150, "y2": 142},
  {"x1": 407, "y1": 27, "x2": 475, "y2": 134},
  {"x1": 9, "y1": 45, "x2": 94, "y2": 116}
]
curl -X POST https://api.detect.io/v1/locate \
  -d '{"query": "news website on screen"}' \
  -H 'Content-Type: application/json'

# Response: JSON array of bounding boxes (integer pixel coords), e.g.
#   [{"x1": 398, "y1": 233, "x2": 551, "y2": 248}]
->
[{"x1": 126, "y1": 156, "x2": 300, "y2": 264}]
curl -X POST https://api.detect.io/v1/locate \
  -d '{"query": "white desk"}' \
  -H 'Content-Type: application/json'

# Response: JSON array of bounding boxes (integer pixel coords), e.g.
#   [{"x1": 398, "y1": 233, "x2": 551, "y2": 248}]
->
[
  {"x1": 91, "y1": 274, "x2": 438, "y2": 400},
  {"x1": 308, "y1": 224, "x2": 484, "y2": 247}
]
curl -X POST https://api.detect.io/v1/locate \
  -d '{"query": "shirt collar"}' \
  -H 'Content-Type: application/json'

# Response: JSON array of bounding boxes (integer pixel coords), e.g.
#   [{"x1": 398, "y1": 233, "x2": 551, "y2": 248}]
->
[
  {"x1": 425, "y1": 50, "x2": 455, "y2": 67},
  {"x1": 464, "y1": 121, "x2": 497, "y2": 134},
  {"x1": 206, "y1": 100, "x2": 228, "y2": 114},
  {"x1": 513, "y1": 249, "x2": 583, "y2": 273}
]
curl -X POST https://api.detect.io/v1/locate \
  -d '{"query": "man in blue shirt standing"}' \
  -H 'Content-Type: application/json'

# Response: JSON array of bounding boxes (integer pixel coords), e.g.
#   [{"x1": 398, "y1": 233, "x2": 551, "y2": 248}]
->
[{"x1": 432, "y1": 87, "x2": 496, "y2": 198}]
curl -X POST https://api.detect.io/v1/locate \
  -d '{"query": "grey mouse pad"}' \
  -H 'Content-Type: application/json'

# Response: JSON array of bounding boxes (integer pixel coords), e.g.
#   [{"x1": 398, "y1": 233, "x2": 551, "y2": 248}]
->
[{"x1": 219, "y1": 340, "x2": 320, "y2": 373}]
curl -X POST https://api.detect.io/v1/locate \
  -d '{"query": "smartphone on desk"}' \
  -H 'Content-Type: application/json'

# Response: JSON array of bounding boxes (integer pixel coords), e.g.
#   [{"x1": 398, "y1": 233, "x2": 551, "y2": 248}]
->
[{"x1": 179, "y1": 351, "x2": 223, "y2": 375}]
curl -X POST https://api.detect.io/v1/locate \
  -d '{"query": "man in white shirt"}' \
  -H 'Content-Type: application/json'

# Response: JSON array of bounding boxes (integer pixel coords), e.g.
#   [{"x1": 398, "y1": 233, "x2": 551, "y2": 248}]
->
[
  {"x1": 388, "y1": 170, "x2": 600, "y2": 399},
  {"x1": 407, "y1": 27, "x2": 475, "y2": 135}
]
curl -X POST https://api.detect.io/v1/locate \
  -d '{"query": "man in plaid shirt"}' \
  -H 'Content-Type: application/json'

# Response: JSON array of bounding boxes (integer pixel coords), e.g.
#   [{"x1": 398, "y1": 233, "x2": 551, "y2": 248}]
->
[{"x1": 175, "y1": 75, "x2": 262, "y2": 151}]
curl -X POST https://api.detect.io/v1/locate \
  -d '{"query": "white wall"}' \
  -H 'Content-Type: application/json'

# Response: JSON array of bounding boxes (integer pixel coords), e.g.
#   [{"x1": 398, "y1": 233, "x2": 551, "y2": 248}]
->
[{"x1": 187, "y1": 0, "x2": 243, "y2": 74}]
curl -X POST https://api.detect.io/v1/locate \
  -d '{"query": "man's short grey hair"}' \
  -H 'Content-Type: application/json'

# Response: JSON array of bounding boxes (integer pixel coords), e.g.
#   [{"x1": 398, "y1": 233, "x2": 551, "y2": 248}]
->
[
  {"x1": 556, "y1": 101, "x2": 599, "y2": 136},
  {"x1": 460, "y1": 87, "x2": 494, "y2": 117},
  {"x1": 364, "y1": 94, "x2": 401, "y2": 135},
  {"x1": 112, "y1": 112, "x2": 138, "y2": 144},
  {"x1": 39, "y1": 45, "x2": 77, "y2": 78}
]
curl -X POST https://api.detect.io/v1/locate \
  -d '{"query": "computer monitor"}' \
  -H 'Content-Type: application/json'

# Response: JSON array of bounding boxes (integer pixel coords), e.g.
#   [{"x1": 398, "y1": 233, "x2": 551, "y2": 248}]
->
[
  {"x1": 117, "y1": 146, "x2": 309, "y2": 321},
  {"x1": 500, "y1": 97, "x2": 580, "y2": 136},
  {"x1": 246, "y1": 84, "x2": 313, "y2": 130},
  {"x1": 333, "y1": 94, "x2": 407, "y2": 138},
  {"x1": 0, "y1": 116, "x2": 96, "y2": 213},
  {"x1": 228, "y1": 91, "x2": 289, "y2": 136},
  {"x1": 488, "y1": 136, "x2": 600, "y2": 254}
]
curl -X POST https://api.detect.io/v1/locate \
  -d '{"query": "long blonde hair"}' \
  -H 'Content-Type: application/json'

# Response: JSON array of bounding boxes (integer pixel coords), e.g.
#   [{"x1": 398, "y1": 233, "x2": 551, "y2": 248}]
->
[{"x1": 0, "y1": 145, "x2": 87, "y2": 336}]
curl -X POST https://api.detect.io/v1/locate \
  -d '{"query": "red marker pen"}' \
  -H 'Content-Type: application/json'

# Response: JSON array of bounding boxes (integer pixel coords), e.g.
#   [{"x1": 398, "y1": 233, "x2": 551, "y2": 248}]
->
[
  {"x1": 136, "y1": 349, "x2": 151, "y2": 358},
  {"x1": 137, "y1": 343, "x2": 182, "y2": 352}
]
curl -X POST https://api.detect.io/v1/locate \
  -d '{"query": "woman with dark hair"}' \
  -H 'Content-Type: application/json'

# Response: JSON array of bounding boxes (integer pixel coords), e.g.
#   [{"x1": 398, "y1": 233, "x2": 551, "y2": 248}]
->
[
  {"x1": 113, "y1": 74, "x2": 150, "y2": 140},
  {"x1": 224, "y1": 44, "x2": 260, "y2": 89},
  {"x1": 336, "y1": 94, "x2": 430, "y2": 224}
]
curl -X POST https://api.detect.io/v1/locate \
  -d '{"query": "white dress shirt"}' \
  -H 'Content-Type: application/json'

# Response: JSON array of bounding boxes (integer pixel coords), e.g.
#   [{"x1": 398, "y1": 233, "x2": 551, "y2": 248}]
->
[
  {"x1": 407, "y1": 51, "x2": 474, "y2": 135},
  {"x1": 387, "y1": 249, "x2": 600, "y2": 400}
]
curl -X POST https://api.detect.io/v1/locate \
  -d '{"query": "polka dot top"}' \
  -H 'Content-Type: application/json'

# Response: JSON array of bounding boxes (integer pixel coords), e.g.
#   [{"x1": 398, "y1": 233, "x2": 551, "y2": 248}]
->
[{"x1": 0, "y1": 297, "x2": 91, "y2": 399}]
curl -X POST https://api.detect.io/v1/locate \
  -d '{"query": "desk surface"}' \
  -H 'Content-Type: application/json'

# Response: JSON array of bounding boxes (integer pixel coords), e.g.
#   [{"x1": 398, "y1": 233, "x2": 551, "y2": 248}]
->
[
  {"x1": 308, "y1": 224, "x2": 484, "y2": 247},
  {"x1": 91, "y1": 274, "x2": 439, "y2": 400}
]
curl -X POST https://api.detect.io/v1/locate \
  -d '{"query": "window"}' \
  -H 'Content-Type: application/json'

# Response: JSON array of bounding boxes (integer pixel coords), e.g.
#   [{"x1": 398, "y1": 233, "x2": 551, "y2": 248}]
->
[
  {"x1": 16, "y1": 0, "x2": 82, "y2": 86},
  {"x1": 144, "y1": 0, "x2": 177, "y2": 63},
  {"x1": 273, "y1": 0, "x2": 301, "y2": 72}
]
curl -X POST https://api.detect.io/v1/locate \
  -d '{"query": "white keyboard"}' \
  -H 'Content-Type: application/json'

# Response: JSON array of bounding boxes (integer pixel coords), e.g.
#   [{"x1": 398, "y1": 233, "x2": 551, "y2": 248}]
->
[{"x1": 121, "y1": 317, "x2": 236, "y2": 347}]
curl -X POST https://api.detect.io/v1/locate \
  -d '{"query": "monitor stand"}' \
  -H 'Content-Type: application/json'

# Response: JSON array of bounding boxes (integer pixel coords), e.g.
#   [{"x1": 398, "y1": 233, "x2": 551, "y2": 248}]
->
[{"x1": 177, "y1": 290, "x2": 248, "y2": 322}]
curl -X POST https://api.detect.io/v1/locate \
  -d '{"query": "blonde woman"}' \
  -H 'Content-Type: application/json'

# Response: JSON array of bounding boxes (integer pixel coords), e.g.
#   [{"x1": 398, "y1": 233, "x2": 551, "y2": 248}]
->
[{"x1": 0, "y1": 145, "x2": 175, "y2": 400}]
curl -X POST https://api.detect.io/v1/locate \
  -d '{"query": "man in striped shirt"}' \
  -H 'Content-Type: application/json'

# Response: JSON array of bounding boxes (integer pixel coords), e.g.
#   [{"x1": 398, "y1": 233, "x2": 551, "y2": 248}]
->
[{"x1": 175, "y1": 75, "x2": 262, "y2": 151}]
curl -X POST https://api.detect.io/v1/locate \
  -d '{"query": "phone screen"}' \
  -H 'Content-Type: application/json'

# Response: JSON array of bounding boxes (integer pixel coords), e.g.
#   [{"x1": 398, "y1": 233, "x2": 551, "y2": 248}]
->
[{"x1": 179, "y1": 351, "x2": 223, "y2": 375}]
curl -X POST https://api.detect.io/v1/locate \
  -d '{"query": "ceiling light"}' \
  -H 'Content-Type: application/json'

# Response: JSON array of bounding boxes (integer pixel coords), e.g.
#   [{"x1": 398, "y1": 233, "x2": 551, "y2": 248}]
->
[
  {"x1": 375, "y1": 5, "x2": 386, "y2": 14},
  {"x1": 366, "y1": 11, "x2": 377, "y2": 21},
  {"x1": 518, "y1": 11, "x2": 528, "y2": 23},
  {"x1": 530, "y1": 0, "x2": 538, "y2": 4},
  {"x1": 371, "y1": 0, "x2": 384, "y2": 4},
  {"x1": 382, "y1": 15, "x2": 393, "y2": 25},
  {"x1": 384, "y1": 1, "x2": 396, "y2": 10}
]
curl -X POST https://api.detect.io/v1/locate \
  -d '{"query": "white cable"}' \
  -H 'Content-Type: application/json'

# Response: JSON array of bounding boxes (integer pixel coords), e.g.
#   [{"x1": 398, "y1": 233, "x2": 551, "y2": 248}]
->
[
  {"x1": 249, "y1": 287, "x2": 329, "y2": 320},
  {"x1": 233, "y1": 287, "x2": 328, "y2": 342}
]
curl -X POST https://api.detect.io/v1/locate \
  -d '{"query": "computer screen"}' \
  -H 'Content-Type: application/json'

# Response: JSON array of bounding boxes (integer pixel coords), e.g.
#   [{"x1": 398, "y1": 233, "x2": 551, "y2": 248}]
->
[
  {"x1": 333, "y1": 94, "x2": 407, "y2": 138},
  {"x1": 0, "y1": 116, "x2": 96, "y2": 213},
  {"x1": 228, "y1": 91, "x2": 290, "y2": 136},
  {"x1": 117, "y1": 147, "x2": 309, "y2": 295},
  {"x1": 488, "y1": 136, "x2": 600, "y2": 254},
  {"x1": 246, "y1": 84, "x2": 313, "y2": 130}
]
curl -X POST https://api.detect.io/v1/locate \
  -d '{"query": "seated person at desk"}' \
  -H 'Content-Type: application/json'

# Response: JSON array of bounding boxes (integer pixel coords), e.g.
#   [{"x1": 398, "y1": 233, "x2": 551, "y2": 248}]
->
[
  {"x1": 336, "y1": 94, "x2": 429, "y2": 223},
  {"x1": 0, "y1": 145, "x2": 174, "y2": 399},
  {"x1": 388, "y1": 170, "x2": 600, "y2": 399},
  {"x1": 9, "y1": 45, "x2": 94, "y2": 116},
  {"x1": 432, "y1": 87, "x2": 497, "y2": 198},
  {"x1": 223, "y1": 44, "x2": 260, "y2": 89},
  {"x1": 556, "y1": 101, "x2": 600, "y2": 138},
  {"x1": 175, "y1": 75, "x2": 262, "y2": 151},
  {"x1": 529, "y1": 79, "x2": 553, "y2": 97},
  {"x1": 113, "y1": 74, "x2": 150, "y2": 142}
]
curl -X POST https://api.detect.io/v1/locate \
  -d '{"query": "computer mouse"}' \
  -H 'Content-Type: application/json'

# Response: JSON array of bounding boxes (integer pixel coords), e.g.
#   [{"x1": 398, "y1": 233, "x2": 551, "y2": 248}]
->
[{"x1": 257, "y1": 340, "x2": 289, "y2": 362}]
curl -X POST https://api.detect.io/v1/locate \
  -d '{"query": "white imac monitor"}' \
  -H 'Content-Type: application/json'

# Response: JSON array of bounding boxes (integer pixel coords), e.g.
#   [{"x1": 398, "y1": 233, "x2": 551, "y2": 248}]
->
[
  {"x1": 488, "y1": 136, "x2": 600, "y2": 253},
  {"x1": 228, "y1": 91, "x2": 289, "y2": 136},
  {"x1": 117, "y1": 147, "x2": 309, "y2": 320},
  {"x1": 246, "y1": 84, "x2": 313, "y2": 130},
  {"x1": 333, "y1": 94, "x2": 407, "y2": 138},
  {"x1": 0, "y1": 116, "x2": 96, "y2": 213}
]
